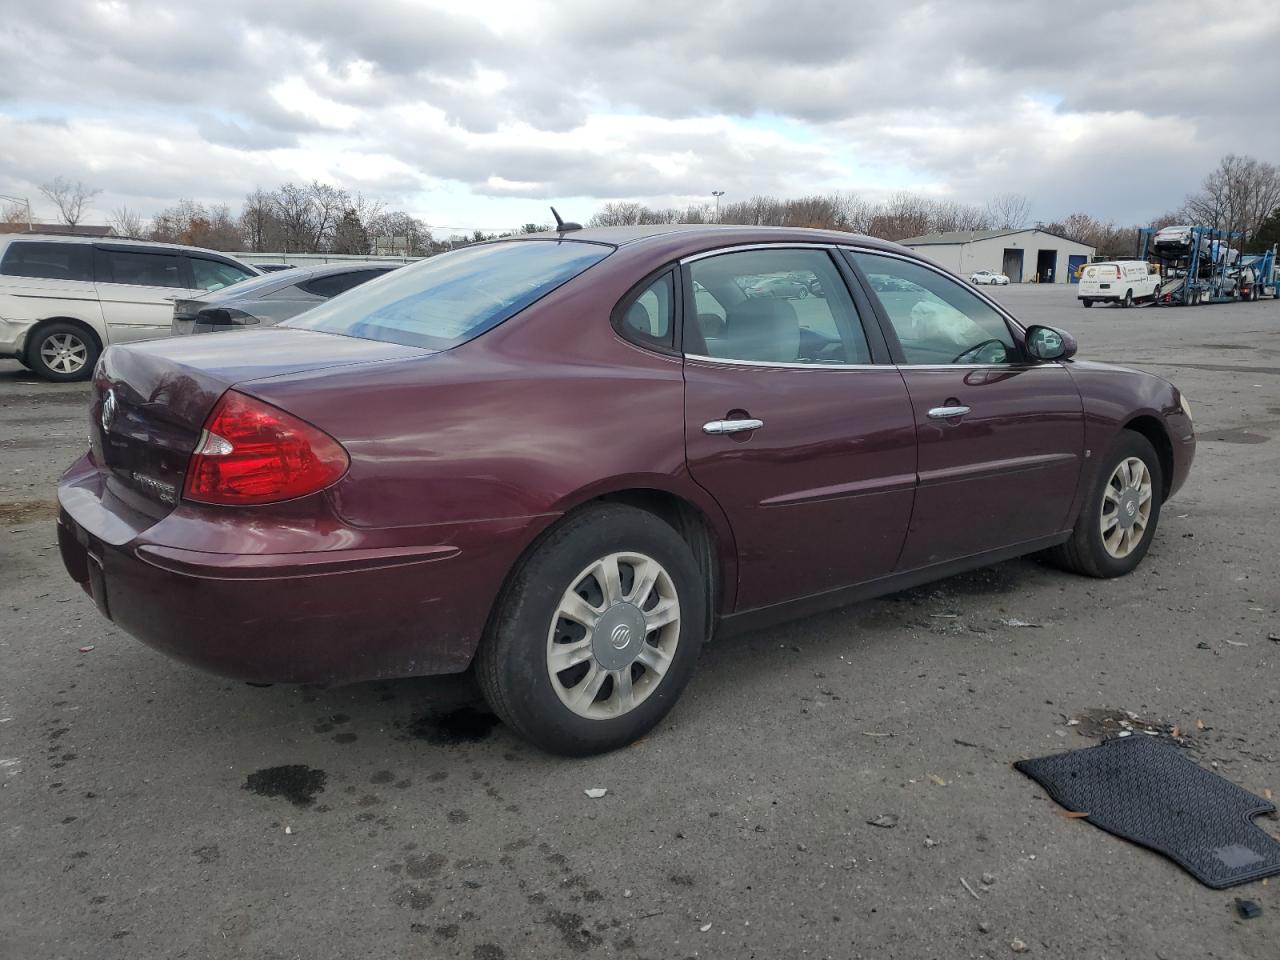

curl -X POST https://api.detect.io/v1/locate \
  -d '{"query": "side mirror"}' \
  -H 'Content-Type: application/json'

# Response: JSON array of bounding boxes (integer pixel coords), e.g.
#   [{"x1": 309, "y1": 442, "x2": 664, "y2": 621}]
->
[{"x1": 1025, "y1": 325, "x2": 1077, "y2": 362}]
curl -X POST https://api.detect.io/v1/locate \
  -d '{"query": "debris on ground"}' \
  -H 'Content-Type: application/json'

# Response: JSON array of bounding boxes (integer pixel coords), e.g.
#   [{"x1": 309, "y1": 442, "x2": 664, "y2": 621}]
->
[
  {"x1": 1011, "y1": 938, "x2": 1030, "y2": 953},
  {"x1": 1268, "y1": 633, "x2": 1280, "y2": 643},
  {"x1": 923, "y1": 837, "x2": 939, "y2": 848},
  {"x1": 77, "y1": 645, "x2": 94, "y2": 653},
  {"x1": 866, "y1": 814, "x2": 898, "y2": 828},
  {"x1": 699, "y1": 922, "x2": 712, "y2": 932},
  {"x1": 1196, "y1": 641, "x2": 1211, "y2": 650},
  {"x1": 980, "y1": 873, "x2": 995, "y2": 886},
  {"x1": 977, "y1": 921, "x2": 991, "y2": 933},
  {"x1": 284, "y1": 826, "x2": 293, "y2": 835},
  {"x1": 960, "y1": 877, "x2": 981, "y2": 900},
  {"x1": 1224, "y1": 639, "x2": 1249, "y2": 647},
  {"x1": 1069, "y1": 708, "x2": 1181, "y2": 743},
  {"x1": 997, "y1": 618, "x2": 1043, "y2": 628},
  {"x1": 1235, "y1": 898, "x2": 1262, "y2": 919},
  {"x1": 584, "y1": 788, "x2": 607, "y2": 799},
  {"x1": 928, "y1": 774, "x2": 948, "y2": 786}
]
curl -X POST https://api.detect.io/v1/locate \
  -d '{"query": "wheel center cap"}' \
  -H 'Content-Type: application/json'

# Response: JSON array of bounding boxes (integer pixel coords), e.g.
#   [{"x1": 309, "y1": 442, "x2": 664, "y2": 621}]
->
[
  {"x1": 1118, "y1": 490, "x2": 1140, "y2": 528},
  {"x1": 592, "y1": 602, "x2": 647, "y2": 670}
]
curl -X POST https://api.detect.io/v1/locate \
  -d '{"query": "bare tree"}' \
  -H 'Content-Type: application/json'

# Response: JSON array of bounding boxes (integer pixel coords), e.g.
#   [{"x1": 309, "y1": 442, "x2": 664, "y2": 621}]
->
[
  {"x1": 985, "y1": 192, "x2": 1032, "y2": 230},
  {"x1": 240, "y1": 188, "x2": 285, "y2": 252},
  {"x1": 2, "y1": 202, "x2": 29, "y2": 226},
  {"x1": 109, "y1": 205, "x2": 145, "y2": 239},
  {"x1": 1183, "y1": 154, "x2": 1280, "y2": 243},
  {"x1": 39, "y1": 176, "x2": 101, "y2": 226}
]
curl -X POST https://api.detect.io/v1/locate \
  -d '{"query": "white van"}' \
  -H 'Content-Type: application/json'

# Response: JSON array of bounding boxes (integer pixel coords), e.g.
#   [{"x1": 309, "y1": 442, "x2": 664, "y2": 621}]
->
[
  {"x1": 1078, "y1": 261, "x2": 1160, "y2": 308},
  {"x1": 0, "y1": 235, "x2": 259, "y2": 381}
]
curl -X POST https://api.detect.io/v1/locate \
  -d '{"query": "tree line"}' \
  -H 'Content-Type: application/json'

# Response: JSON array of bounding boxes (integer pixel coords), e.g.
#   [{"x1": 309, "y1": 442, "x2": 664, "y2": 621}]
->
[
  {"x1": 6, "y1": 154, "x2": 1278, "y2": 258},
  {"x1": 588, "y1": 154, "x2": 1280, "y2": 256}
]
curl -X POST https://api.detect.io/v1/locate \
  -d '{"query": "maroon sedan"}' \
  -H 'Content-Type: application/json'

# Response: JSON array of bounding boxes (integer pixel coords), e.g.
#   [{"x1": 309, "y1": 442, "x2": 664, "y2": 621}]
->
[{"x1": 57, "y1": 225, "x2": 1195, "y2": 754}]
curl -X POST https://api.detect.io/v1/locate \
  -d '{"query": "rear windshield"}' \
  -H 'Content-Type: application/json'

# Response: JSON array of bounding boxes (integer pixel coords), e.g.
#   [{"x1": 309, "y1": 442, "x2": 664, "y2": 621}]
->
[{"x1": 283, "y1": 240, "x2": 611, "y2": 349}]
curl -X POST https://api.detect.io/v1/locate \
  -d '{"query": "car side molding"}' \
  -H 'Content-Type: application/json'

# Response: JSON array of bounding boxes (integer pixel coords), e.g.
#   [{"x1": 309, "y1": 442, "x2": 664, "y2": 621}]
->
[{"x1": 715, "y1": 530, "x2": 1072, "y2": 639}]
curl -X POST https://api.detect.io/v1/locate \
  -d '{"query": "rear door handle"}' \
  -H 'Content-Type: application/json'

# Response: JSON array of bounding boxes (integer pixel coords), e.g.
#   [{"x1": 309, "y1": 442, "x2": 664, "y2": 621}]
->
[
  {"x1": 703, "y1": 418, "x2": 764, "y2": 435},
  {"x1": 927, "y1": 405, "x2": 971, "y2": 419}
]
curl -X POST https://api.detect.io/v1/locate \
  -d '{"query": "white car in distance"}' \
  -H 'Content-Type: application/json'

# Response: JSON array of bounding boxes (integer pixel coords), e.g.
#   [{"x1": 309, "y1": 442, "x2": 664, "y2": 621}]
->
[{"x1": 969, "y1": 270, "x2": 1010, "y2": 285}]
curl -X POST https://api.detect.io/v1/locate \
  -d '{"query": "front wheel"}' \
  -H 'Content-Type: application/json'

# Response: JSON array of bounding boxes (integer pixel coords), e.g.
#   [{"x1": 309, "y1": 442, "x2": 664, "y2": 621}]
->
[
  {"x1": 476, "y1": 504, "x2": 707, "y2": 755},
  {"x1": 1045, "y1": 431, "x2": 1163, "y2": 578}
]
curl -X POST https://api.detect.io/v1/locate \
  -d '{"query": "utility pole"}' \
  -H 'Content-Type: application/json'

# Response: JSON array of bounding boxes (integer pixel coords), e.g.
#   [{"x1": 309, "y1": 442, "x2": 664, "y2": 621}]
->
[
  {"x1": 712, "y1": 191, "x2": 725, "y2": 223},
  {"x1": 0, "y1": 193, "x2": 33, "y2": 230}
]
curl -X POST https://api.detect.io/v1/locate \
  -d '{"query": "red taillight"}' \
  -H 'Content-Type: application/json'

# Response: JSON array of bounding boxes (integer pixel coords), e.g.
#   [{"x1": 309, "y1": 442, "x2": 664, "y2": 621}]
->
[
  {"x1": 182, "y1": 390, "x2": 349, "y2": 506},
  {"x1": 1114, "y1": 267, "x2": 1122, "y2": 279}
]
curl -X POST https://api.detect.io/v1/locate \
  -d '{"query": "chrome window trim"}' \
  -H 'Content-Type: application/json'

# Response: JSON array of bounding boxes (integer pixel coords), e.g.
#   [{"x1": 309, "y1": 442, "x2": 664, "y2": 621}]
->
[
  {"x1": 680, "y1": 241, "x2": 841, "y2": 265},
  {"x1": 684, "y1": 354, "x2": 887, "y2": 371},
  {"x1": 838, "y1": 244, "x2": 1028, "y2": 335}
]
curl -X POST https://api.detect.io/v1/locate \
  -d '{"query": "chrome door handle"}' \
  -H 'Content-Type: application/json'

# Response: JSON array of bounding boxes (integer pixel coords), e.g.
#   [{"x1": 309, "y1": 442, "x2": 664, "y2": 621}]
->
[
  {"x1": 703, "y1": 418, "x2": 764, "y2": 435},
  {"x1": 927, "y1": 405, "x2": 971, "y2": 419}
]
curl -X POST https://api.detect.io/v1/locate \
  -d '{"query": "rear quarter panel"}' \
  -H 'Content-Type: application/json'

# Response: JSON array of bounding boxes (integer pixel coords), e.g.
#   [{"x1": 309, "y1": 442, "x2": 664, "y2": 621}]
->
[{"x1": 240, "y1": 256, "x2": 740, "y2": 616}]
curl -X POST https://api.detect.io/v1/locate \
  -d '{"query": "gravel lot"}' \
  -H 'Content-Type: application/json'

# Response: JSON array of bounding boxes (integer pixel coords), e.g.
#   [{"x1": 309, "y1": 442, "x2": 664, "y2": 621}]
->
[{"x1": 2, "y1": 284, "x2": 1278, "y2": 959}]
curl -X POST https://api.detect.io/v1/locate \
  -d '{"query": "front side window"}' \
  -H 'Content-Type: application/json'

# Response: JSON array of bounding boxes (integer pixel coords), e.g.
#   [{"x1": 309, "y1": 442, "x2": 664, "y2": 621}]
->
[
  {"x1": 285, "y1": 240, "x2": 610, "y2": 350},
  {"x1": 848, "y1": 251, "x2": 1017, "y2": 365},
  {"x1": 0, "y1": 241, "x2": 93, "y2": 282},
  {"x1": 190, "y1": 257, "x2": 255, "y2": 292},
  {"x1": 686, "y1": 248, "x2": 869, "y2": 364},
  {"x1": 97, "y1": 249, "x2": 185, "y2": 288}
]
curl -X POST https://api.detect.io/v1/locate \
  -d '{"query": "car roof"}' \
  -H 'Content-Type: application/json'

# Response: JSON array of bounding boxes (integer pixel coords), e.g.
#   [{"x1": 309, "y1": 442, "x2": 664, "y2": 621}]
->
[
  {"x1": 284, "y1": 261, "x2": 402, "y2": 279},
  {"x1": 512, "y1": 223, "x2": 913, "y2": 263},
  {"x1": 0, "y1": 232, "x2": 253, "y2": 262}
]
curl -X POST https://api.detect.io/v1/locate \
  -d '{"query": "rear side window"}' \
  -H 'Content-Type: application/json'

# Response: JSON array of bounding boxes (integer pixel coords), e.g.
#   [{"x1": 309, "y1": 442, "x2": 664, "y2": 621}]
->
[
  {"x1": 96, "y1": 248, "x2": 185, "y2": 288},
  {"x1": 285, "y1": 241, "x2": 611, "y2": 350},
  {"x1": 615, "y1": 272, "x2": 674, "y2": 349},
  {"x1": 299, "y1": 269, "x2": 389, "y2": 299},
  {"x1": 0, "y1": 241, "x2": 93, "y2": 282}
]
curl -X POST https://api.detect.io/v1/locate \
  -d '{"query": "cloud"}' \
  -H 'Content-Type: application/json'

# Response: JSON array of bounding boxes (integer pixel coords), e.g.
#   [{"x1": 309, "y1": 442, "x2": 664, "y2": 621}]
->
[{"x1": 1, "y1": 0, "x2": 1277, "y2": 227}]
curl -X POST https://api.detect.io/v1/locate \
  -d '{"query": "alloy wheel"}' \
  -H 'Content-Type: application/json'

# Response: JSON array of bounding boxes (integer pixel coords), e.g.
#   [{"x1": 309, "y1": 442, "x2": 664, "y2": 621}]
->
[
  {"x1": 546, "y1": 551, "x2": 681, "y2": 720},
  {"x1": 1100, "y1": 456, "x2": 1153, "y2": 559},
  {"x1": 39, "y1": 332, "x2": 89, "y2": 376}
]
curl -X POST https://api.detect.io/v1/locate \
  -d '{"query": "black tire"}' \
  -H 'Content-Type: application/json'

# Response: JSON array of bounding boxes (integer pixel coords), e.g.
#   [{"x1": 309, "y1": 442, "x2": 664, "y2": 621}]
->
[
  {"x1": 1121, "y1": 290, "x2": 1133, "y2": 308},
  {"x1": 1045, "y1": 430, "x2": 1163, "y2": 579},
  {"x1": 476, "y1": 503, "x2": 707, "y2": 756},
  {"x1": 26, "y1": 321, "x2": 99, "y2": 382},
  {"x1": 1082, "y1": 299, "x2": 1093, "y2": 308}
]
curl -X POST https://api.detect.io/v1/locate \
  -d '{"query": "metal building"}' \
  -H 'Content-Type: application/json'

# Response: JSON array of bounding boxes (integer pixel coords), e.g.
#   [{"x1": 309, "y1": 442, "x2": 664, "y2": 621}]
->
[{"x1": 899, "y1": 229, "x2": 1096, "y2": 284}]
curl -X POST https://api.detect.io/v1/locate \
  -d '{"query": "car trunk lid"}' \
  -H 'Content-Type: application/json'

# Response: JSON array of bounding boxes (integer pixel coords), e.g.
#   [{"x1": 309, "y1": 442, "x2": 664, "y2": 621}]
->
[{"x1": 90, "y1": 329, "x2": 431, "y2": 521}]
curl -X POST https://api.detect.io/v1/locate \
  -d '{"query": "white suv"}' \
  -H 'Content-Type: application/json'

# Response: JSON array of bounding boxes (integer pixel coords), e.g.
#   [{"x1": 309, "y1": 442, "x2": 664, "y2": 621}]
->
[{"x1": 0, "y1": 235, "x2": 259, "y2": 381}]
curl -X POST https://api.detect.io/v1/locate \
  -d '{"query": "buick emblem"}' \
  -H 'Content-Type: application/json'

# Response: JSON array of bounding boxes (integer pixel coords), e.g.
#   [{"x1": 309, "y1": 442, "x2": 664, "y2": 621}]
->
[
  {"x1": 1125, "y1": 501, "x2": 1136, "y2": 517},
  {"x1": 610, "y1": 623, "x2": 632, "y2": 649},
  {"x1": 101, "y1": 389, "x2": 118, "y2": 433}
]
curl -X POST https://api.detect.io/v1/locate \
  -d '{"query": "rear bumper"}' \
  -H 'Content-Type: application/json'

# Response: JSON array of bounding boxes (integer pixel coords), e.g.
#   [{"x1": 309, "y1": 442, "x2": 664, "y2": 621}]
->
[{"x1": 57, "y1": 454, "x2": 533, "y2": 684}]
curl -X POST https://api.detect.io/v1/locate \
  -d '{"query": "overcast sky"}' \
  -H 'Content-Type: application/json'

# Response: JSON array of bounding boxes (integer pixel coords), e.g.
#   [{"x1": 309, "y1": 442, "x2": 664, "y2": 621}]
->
[{"x1": 2, "y1": 0, "x2": 1278, "y2": 233}]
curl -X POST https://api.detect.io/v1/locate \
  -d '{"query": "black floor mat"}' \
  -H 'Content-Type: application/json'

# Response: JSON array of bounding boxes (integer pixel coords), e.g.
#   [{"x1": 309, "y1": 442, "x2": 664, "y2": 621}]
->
[{"x1": 1016, "y1": 735, "x2": 1280, "y2": 889}]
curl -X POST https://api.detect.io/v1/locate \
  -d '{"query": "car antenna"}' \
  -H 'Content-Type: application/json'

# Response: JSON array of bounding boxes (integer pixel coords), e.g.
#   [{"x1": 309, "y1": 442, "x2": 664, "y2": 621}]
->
[{"x1": 550, "y1": 207, "x2": 582, "y2": 232}]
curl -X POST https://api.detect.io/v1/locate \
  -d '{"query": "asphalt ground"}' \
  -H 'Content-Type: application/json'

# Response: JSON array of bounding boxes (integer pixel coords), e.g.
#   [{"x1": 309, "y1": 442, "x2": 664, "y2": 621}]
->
[{"x1": 2, "y1": 283, "x2": 1278, "y2": 959}]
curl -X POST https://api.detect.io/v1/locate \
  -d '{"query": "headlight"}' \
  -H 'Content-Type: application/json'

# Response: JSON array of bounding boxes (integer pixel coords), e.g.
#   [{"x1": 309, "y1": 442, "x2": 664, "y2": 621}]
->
[{"x1": 1179, "y1": 393, "x2": 1193, "y2": 421}]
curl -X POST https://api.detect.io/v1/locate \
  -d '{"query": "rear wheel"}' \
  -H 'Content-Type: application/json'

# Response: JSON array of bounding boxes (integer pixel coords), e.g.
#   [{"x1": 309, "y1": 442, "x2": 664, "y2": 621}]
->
[
  {"x1": 476, "y1": 504, "x2": 706, "y2": 755},
  {"x1": 1045, "y1": 430, "x2": 1163, "y2": 578},
  {"x1": 26, "y1": 322, "x2": 99, "y2": 382},
  {"x1": 1121, "y1": 290, "x2": 1133, "y2": 308},
  {"x1": 1082, "y1": 299, "x2": 1093, "y2": 308}
]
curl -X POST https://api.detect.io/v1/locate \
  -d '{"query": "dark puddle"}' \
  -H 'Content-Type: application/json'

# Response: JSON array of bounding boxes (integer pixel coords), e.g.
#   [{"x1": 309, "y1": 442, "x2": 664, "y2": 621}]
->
[
  {"x1": 407, "y1": 706, "x2": 499, "y2": 745},
  {"x1": 243, "y1": 764, "x2": 327, "y2": 807},
  {"x1": 1209, "y1": 429, "x2": 1269, "y2": 444}
]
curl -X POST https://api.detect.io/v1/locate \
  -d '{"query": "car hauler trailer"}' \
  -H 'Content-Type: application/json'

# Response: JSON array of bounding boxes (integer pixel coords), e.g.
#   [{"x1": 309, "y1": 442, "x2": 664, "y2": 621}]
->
[
  {"x1": 1238, "y1": 246, "x2": 1278, "y2": 300},
  {"x1": 1139, "y1": 225, "x2": 1243, "y2": 305}
]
